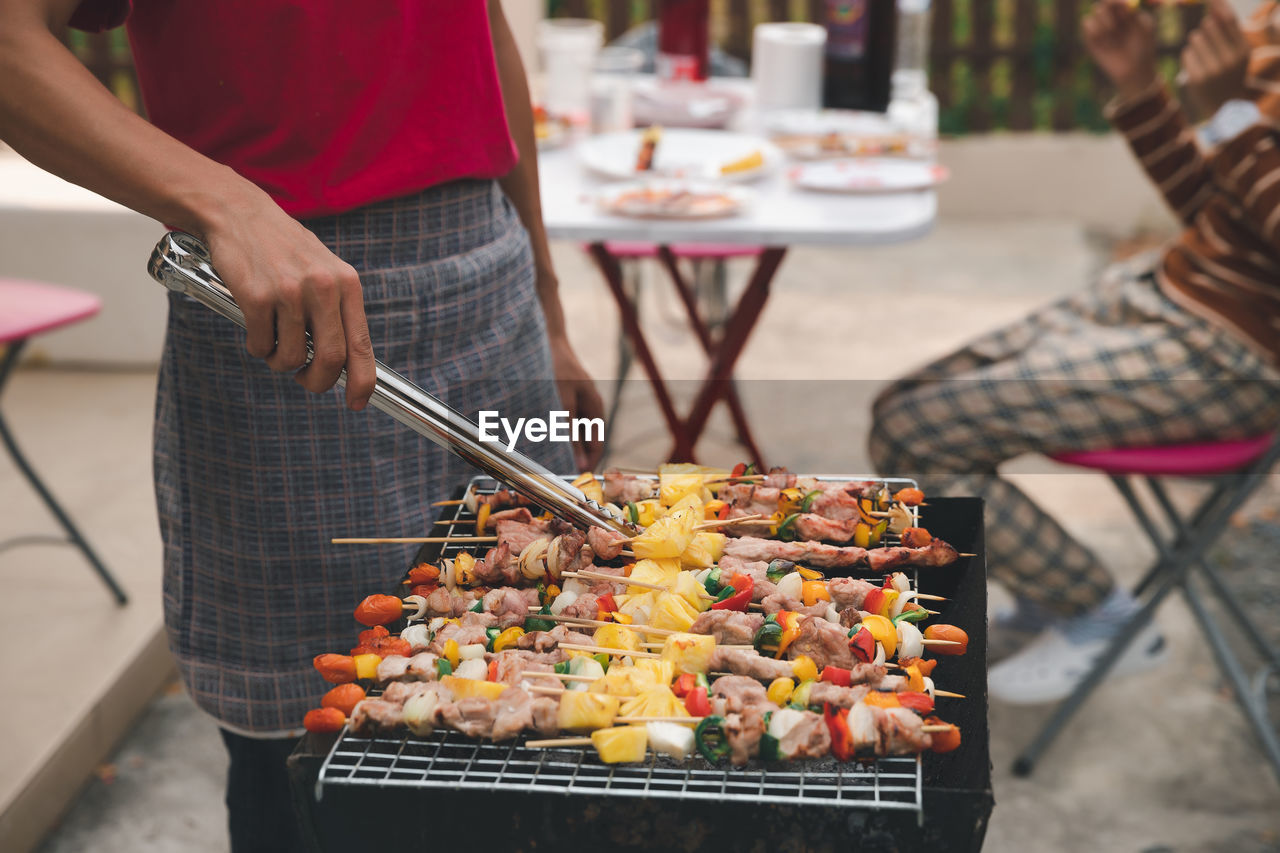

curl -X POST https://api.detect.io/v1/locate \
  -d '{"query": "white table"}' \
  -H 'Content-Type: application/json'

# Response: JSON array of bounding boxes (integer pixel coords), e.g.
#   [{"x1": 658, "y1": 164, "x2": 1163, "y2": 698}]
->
[{"x1": 537, "y1": 135, "x2": 937, "y2": 464}]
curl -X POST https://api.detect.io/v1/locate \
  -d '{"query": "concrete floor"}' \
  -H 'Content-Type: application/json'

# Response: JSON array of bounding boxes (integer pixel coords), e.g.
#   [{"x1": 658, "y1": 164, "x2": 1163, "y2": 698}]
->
[{"x1": 7, "y1": 221, "x2": 1279, "y2": 852}]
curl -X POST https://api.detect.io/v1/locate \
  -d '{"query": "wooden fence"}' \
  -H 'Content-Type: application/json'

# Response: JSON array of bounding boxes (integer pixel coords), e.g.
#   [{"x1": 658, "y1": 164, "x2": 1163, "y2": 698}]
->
[
  {"x1": 71, "y1": 0, "x2": 1203, "y2": 134},
  {"x1": 548, "y1": 0, "x2": 1204, "y2": 133}
]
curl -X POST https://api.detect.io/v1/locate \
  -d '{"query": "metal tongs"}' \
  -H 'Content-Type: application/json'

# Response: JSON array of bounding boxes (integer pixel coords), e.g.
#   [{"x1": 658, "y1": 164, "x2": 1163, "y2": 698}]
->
[{"x1": 147, "y1": 231, "x2": 631, "y2": 535}]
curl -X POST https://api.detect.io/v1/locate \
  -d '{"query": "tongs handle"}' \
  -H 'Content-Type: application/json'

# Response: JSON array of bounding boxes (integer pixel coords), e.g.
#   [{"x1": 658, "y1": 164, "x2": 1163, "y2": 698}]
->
[{"x1": 147, "y1": 231, "x2": 631, "y2": 534}]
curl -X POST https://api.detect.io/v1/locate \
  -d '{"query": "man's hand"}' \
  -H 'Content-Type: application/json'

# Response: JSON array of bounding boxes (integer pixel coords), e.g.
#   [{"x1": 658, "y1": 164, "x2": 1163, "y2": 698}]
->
[
  {"x1": 549, "y1": 332, "x2": 605, "y2": 471},
  {"x1": 1083, "y1": 0, "x2": 1158, "y2": 101},
  {"x1": 201, "y1": 190, "x2": 377, "y2": 412},
  {"x1": 1181, "y1": 0, "x2": 1250, "y2": 119}
]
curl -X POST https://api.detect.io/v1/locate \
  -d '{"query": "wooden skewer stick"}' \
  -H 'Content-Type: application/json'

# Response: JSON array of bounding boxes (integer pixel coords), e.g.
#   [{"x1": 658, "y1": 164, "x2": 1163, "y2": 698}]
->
[
  {"x1": 432, "y1": 499, "x2": 466, "y2": 507},
  {"x1": 562, "y1": 570, "x2": 714, "y2": 599},
  {"x1": 331, "y1": 535, "x2": 497, "y2": 544},
  {"x1": 693, "y1": 513, "x2": 765, "y2": 530},
  {"x1": 525, "y1": 684, "x2": 638, "y2": 699},
  {"x1": 638, "y1": 642, "x2": 753, "y2": 650},
  {"x1": 921, "y1": 725, "x2": 956, "y2": 733},
  {"x1": 522, "y1": 610, "x2": 677, "y2": 636},
  {"x1": 933, "y1": 690, "x2": 965, "y2": 699},
  {"x1": 523, "y1": 672, "x2": 600, "y2": 682},
  {"x1": 915, "y1": 593, "x2": 947, "y2": 602},
  {"x1": 558, "y1": 643, "x2": 660, "y2": 659},
  {"x1": 919, "y1": 639, "x2": 961, "y2": 647},
  {"x1": 525, "y1": 737, "x2": 594, "y2": 748},
  {"x1": 615, "y1": 716, "x2": 698, "y2": 724}
]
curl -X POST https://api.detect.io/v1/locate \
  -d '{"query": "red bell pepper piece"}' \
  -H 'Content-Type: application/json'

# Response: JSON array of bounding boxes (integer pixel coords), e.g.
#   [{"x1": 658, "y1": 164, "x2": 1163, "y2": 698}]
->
[
  {"x1": 488, "y1": 659, "x2": 500, "y2": 682},
  {"x1": 897, "y1": 691, "x2": 935, "y2": 714},
  {"x1": 848, "y1": 626, "x2": 875, "y2": 663},
  {"x1": 673, "y1": 672, "x2": 697, "y2": 698},
  {"x1": 596, "y1": 593, "x2": 618, "y2": 621},
  {"x1": 716, "y1": 502, "x2": 732, "y2": 521},
  {"x1": 730, "y1": 462, "x2": 748, "y2": 483},
  {"x1": 823, "y1": 704, "x2": 856, "y2": 761},
  {"x1": 711, "y1": 573, "x2": 754, "y2": 611},
  {"x1": 820, "y1": 666, "x2": 852, "y2": 687},
  {"x1": 685, "y1": 686, "x2": 711, "y2": 717},
  {"x1": 861, "y1": 588, "x2": 885, "y2": 617}
]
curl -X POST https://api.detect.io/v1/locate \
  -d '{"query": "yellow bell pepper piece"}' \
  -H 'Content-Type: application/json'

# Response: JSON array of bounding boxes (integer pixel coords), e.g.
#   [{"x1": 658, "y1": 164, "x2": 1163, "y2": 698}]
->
[
  {"x1": 441, "y1": 675, "x2": 507, "y2": 702},
  {"x1": 593, "y1": 624, "x2": 641, "y2": 654},
  {"x1": 802, "y1": 580, "x2": 832, "y2": 607},
  {"x1": 492, "y1": 626, "x2": 525, "y2": 653},
  {"x1": 767, "y1": 677, "x2": 795, "y2": 706},
  {"x1": 791, "y1": 655, "x2": 819, "y2": 684},
  {"x1": 661, "y1": 632, "x2": 716, "y2": 675},
  {"x1": 797, "y1": 567, "x2": 823, "y2": 581},
  {"x1": 860, "y1": 614, "x2": 897, "y2": 658},
  {"x1": 635, "y1": 499, "x2": 660, "y2": 527},
  {"x1": 442, "y1": 639, "x2": 460, "y2": 670},
  {"x1": 703, "y1": 499, "x2": 726, "y2": 519},
  {"x1": 778, "y1": 487, "x2": 805, "y2": 515},
  {"x1": 591, "y1": 725, "x2": 649, "y2": 763},
  {"x1": 904, "y1": 663, "x2": 925, "y2": 693},
  {"x1": 650, "y1": 591, "x2": 700, "y2": 632},
  {"x1": 558, "y1": 691, "x2": 620, "y2": 732},
  {"x1": 353, "y1": 653, "x2": 381, "y2": 681},
  {"x1": 852, "y1": 522, "x2": 871, "y2": 549},
  {"x1": 631, "y1": 509, "x2": 697, "y2": 559},
  {"x1": 454, "y1": 552, "x2": 477, "y2": 586},
  {"x1": 475, "y1": 503, "x2": 491, "y2": 536},
  {"x1": 878, "y1": 589, "x2": 899, "y2": 618}
]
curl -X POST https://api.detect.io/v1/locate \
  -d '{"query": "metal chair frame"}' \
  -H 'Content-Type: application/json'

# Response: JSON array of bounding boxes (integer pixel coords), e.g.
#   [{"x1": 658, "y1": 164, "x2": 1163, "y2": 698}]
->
[
  {"x1": 1013, "y1": 436, "x2": 1280, "y2": 781},
  {"x1": 0, "y1": 338, "x2": 127, "y2": 604}
]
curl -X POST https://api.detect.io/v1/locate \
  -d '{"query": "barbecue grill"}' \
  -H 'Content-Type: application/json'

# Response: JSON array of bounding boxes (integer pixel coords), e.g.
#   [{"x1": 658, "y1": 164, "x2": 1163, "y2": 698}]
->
[{"x1": 288, "y1": 485, "x2": 992, "y2": 852}]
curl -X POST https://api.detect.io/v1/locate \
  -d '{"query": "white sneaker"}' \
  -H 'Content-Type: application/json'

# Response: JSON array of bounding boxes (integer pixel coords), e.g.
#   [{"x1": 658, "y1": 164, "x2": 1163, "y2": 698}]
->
[{"x1": 988, "y1": 596, "x2": 1168, "y2": 705}]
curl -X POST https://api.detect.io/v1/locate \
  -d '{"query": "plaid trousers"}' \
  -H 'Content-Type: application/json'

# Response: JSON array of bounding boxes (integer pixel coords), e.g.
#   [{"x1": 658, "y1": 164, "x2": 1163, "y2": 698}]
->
[
  {"x1": 154, "y1": 180, "x2": 573, "y2": 734},
  {"x1": 869, "y1": 253, "x2": 1280, "y2": 618}
]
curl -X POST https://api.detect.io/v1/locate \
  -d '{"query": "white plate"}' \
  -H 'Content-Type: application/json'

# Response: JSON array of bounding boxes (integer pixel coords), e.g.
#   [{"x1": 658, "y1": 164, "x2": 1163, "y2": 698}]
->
[
  {"x1": 789, "y1": 159, "x2": 949, "y2": 193},
  {"x1": 596, "y1": 180, "x2": 752, "y2": 220},
  {"x1": 762, "y1": 109, "x2": 913, "y2": 160},
  {"x1": 578, "y1": 128, "x2": 782, "y2": 183}
]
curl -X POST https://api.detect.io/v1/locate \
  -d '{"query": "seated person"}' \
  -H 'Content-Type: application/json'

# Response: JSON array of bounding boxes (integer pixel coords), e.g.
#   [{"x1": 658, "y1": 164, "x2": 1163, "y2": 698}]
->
[{"x1": 869, "y1": 0, "x2": 1280, "y2": 704}]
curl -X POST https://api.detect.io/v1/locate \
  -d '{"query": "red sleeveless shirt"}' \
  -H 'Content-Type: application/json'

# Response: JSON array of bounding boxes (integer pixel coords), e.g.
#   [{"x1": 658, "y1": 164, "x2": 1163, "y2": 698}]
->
[{"x1": 71, "y1": 0, "x2": 518, "y2": 217}]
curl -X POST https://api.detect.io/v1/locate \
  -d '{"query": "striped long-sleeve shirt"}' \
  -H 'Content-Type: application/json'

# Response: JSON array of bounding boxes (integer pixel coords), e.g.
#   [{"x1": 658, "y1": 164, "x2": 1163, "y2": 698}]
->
[{"x1": 1106, "y1": 3, "x2": 1280, "y2": 364}]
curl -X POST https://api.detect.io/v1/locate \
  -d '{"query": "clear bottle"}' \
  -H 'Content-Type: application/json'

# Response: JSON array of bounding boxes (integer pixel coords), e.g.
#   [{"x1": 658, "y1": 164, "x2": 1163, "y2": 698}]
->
[{"x1": 887, "y1": 0, "x2": 938, "y2": 160}]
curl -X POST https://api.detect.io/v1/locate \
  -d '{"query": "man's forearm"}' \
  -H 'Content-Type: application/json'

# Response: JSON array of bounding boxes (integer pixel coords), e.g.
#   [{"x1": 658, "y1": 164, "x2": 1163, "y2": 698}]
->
[
  {"x1": 0, "y1": 5, "x2": 271, "y2": 239},
  {"x1": 489, "y1": 0, "x2": 567, "y2": 339}
]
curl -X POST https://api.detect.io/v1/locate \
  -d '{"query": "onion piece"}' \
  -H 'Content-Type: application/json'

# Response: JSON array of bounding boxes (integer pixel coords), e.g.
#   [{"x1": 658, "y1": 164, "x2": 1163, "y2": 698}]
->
[
  {"x1": 401, "y1": 623, "x2": 431, "y2": 651},
  {"x1": 824, "y1": 603, "x2": 841, "y2": 624},
  {"x1": 890, "y1": 590, "x2": 917, "y2": 620},
  {"x1": 889, "y1": 572, "x2": 911, "y2": 594},
  {"x1": 922, "y1": 676, "x2": 935, "y2": 699},
  {"x1": 459, "y1": 643, "x2": 486, "y2": 661},
  {"x1": 550, "y1": 590, "x2": 579, "y2": 616},
  {"x1": 563, "y1": 578, "x2": 590, "y2": 596},
  {"x1": 646, "y1": 722, "x2": 695, "y2": 759},
  {"x1": 453, "y1": 658, "x2": 487, "y2": 680},
  {"x1": 546, "y1": 535, "x2": 563, "y2": 580},
  {"x1": 896, "y1": 621, "x2": 924, "y2": 661},
  {"x1": 519, "y1": 536, "x2": 551, "y2": 580},
  {"x1": 402, "y1": 595, "x2": 428, "y2": 621},
  {"x1": 403, "y1": 691, "x2": 441, "y2": 735},
  {"x1": 427, "y1": 616, "x2": 447, "y2": 634},
  {"x1": 441, "y1": 559, "x2": 456, "y2": 591},
  {"x1": 872, "y1": 642, "x2": 886, "y2": 667},
  {"x1": 463, "y1": 491, "x2": 479, "y2": 516},
  {"x1": 776, "y1": 571, "x2": 803, "y2": 600}
]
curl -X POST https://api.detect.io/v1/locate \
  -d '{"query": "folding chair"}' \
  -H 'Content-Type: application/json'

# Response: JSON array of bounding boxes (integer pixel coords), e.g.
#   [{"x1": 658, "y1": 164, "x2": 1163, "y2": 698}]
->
[
  {"x1": 1012, "y1": 434, "x2": 1280, "y2": 781},
  {"x1": 0, "y1": 277, "x2": 128, "y2": 604}
]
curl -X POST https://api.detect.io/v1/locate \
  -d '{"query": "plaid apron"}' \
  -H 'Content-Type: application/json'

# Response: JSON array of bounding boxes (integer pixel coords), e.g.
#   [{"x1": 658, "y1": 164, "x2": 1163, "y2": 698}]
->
[
  {"x1": 870, "y1": 252, "x2": 1280, "y2": 618},
  {"x1": 154, "y1": 180, "x2": 573, "y2": 734}
]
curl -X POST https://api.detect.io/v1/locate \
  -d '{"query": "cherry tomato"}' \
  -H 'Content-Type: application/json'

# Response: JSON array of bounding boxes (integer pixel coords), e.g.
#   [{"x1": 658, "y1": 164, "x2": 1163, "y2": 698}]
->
[
  {"x1": 321, "y1": 683, "x2": 366, "y2": 716},
  {"x1": 926, "y1": 716, "x2": 961, "y2": 753},
  {"x1": 313, "y1": 654, "x2": 357, "y2": 684},
  {"x1": 407, "y1": 564, "x2": 440, "y2": 586},
  {"x1": 923, "y1": 624, "x2": 969, "y2": 656},
  {"x1": 354, "y1": 594, "x2": 404, "y2": 627},
  {"x1": 897, "y1": 691, "x2": 935, "y2": 714},
  {"x1": 303, "y1": 707, "x2": 347, "y2": 733},
  {"x1": 900, "y1": 527, "x2": 933, "y2": 548},
  {"x1": 893, "y1": 488, "x2": 925, "y2": 506}
]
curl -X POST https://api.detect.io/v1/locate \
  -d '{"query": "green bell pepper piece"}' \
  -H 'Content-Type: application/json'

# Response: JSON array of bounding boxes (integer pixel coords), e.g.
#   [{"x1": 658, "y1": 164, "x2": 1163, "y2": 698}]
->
[
  {"x1": 554, "y1": 660, "x2": 569, "y2": 675},
  {"x1": 799, "y1": 490, "x2": 822, "y2": 513},
  {"x1": 703, "y1": 566, "x2": 723, "y2": 595},
  {"x1": 893, "y1": 607, "x2": 930, "y2": 624},
  {"x1": 469, "y1": 599, "x2": 484, "y2": 613},
  {"x1": 694, "y1": 715, "x2": 731, "y2": 763},
  {"x1": 593, "y1": 653, "x2": 611, "y2": 671},
  {"x1": 758, "y1": 733, "x2": 780, "y2": 762},
  {"x1": 626, "y1": 501, "x2": 640, "y2": 525},
  {"x1": 776, "y1": 513, "x2": 801, "y2": 542},
  {"x1": 435, "y1": 658, "x2": 453, "y2": 678},
  {"x1": 753, "y1": 621, "x2": 783, "y2": 653},
  {"x1": 765, "y1": 559, "x2": 795, "y2": 583}
]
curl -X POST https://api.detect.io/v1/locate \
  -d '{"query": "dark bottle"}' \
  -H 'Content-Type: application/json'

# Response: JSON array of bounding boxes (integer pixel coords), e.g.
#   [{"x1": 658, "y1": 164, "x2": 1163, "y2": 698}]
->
[
  {"x1": 821, "y1": 0, "x2": 898, "y2": 112},
  {"x1": 657, "y1": 0, "x2": 710, "y2": 82}
]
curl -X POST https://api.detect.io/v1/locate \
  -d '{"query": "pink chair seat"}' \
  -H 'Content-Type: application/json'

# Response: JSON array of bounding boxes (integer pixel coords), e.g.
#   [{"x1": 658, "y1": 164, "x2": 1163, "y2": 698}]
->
[
  {"x1": 0, "y1": 278, "x2": 101, "y2": 344},
  {"x1": 1052, "y1": 434, "x2": 1276, "y2": 476},
  {"x1": 596, "y1": 241, "x2": 764, "y2": 260}
]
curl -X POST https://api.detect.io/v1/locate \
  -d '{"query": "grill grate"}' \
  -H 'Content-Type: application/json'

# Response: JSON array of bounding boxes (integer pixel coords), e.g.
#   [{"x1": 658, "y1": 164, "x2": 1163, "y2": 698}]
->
[
  {"x1": 318, "y1": 730, "x2": 923, "y2": 811},
  {"x1": 318, "y1": 474, "x2": 928, "y2": 816}
]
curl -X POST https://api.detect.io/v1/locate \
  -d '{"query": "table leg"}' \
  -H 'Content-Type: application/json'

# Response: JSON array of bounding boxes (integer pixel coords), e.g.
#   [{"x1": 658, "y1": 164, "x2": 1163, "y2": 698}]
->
[
  {"x1": 680, "y1": 248, "x2": 786, "y2": 460},
  {"x1": 655, "y1": 246, "x2": 768, "y2": 467},
  {"x1": 587, "y1": 242, "x2": 696, "y2": 460}
]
